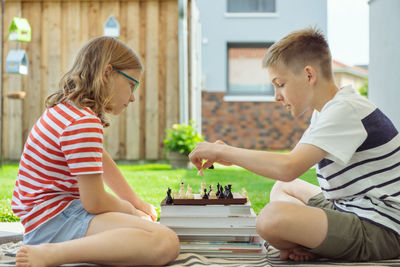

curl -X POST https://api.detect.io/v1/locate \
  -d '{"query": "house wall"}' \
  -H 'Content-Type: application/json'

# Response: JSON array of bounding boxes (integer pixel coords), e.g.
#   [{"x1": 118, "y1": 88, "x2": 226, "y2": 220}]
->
[
  {"x1": 197, "y1": 0, "x2": 327, "y2": 150},
  {"x1": 202, "y1": 92, "x2": 311, "y2": 150},
  {"x1": 369, "y1": 0, "x2": 400, "y2": 129},
  {"x1": 1, "y1": 0, "x2": 188, "y2": 161},
  {"x1": 333, "y1": 72, "x2": 366, "y2": 90},
  {"x1": 197, "y1": 0, "x2": 327, "y2": 93}
]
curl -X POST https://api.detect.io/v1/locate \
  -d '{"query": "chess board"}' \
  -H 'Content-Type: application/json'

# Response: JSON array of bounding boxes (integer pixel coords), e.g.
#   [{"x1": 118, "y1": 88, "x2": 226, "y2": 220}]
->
[{"x1": 161, "y1": 193, "x2": 247, "y2": 205}]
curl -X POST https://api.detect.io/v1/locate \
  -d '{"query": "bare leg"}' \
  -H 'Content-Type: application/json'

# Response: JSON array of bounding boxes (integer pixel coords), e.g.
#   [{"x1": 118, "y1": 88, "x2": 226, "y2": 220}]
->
[
  {"x1": 270, "y1": 178, "x2": 321, "y2": 205},
  {"x1": 16, "y1": 212, "x2": 180, "y2": 267},
  {"x1": 258, "y1": 179, "x2": 324, "y2": 261}
]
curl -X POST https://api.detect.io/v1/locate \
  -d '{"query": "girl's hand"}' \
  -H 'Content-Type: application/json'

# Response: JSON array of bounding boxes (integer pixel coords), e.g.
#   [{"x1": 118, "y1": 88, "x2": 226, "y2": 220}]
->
[
  {"x1": 131, "y1": 206, "x2": 152, "y2": 221},
  {"x1": 137, "y1": 201, "x2": 157, "y2": 222}
]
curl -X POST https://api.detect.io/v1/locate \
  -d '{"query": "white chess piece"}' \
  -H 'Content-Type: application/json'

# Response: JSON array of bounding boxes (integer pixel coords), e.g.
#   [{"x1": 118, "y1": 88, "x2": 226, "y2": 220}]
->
[
  {"x1": 197, "y1": 169, "x2": 204, "y2": 176},
  {"x1": 179, "y1": 182, "x2": 186, "y2": 199},
  {"x1": 200, "y1": 182, "x2": 206, "y2": 197},
  {"x1": 209, "y1": 185, "x2": 217, "y2": 199},
  {"x1": 242, "y1": 188, "x2": 248, "y2": 200},
  {"x1": 186, "y1": 187, "x2": 194, "y2": 199}
]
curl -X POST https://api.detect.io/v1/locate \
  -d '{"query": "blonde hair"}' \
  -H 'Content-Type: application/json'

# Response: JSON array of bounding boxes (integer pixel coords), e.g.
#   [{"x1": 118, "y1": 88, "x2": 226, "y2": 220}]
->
[
  {"x1": 262, "y1": 27, "x2": 332, "y2": 80},
  {"x1": 46, "y1": 36, "x2": 143, "y2": 127}
]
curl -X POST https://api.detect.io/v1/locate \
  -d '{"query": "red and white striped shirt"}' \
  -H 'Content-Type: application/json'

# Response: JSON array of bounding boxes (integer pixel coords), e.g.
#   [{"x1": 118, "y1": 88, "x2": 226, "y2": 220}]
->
[{"x1": 12, "y1": 102, "x2": 104, "y2": 234}]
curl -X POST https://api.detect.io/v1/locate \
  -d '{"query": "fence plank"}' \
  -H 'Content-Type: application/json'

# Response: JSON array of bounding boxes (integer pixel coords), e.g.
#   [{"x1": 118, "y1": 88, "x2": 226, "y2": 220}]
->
[
  {"x1": 158, "y1": 0, "x2": 167, "y2": 158},
  {"x1": 22, "y1": 2, "x2": 42, "y2": 144},
  {"x1": 44, "y1": 2, "x2": 61, "y2": 104},
  {"x1": 100, "y1": 1, "x2": 120, "y2": 158},
  {"x1": 144, "y1": 0, "x2": 159, "y2": 159},
  {"x1": 125, "y1": 0, "x2": 141, "y2": 160},
  {"x1": 165, "y1": 0, "x2": 179, "y2": 128},
  {"x1": 139, "y1": 0, "x2": 147, "y2": 159},
  {"x1": 3, "y1": 1, "x2": 23, "y2": 160}
]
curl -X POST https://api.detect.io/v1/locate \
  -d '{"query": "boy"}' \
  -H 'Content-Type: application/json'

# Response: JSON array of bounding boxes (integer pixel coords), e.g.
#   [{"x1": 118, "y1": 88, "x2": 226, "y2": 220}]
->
[{"x1": 189, "y1": 27, "x2": 400, "y2": 262}]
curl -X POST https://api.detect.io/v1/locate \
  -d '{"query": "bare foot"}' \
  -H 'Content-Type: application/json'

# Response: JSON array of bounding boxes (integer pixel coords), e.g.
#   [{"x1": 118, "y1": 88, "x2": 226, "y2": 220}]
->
[
  {"x1": 16, "y1": 244, "x2": 57, "y2": 267},
  {"x1": 280, "y1": 246, "x2": 318, "y2": 262},
  {"x1": 279, "y1": 249, "x2": 291, "y2": 260}
]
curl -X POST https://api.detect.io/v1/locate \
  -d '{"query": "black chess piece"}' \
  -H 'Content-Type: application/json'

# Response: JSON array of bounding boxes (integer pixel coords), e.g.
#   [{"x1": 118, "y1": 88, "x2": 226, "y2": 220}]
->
[
  {"x1": 226, "y1": 184, "x2": 233, "y2": 199},
  {"x1": 207, "y1": 185, "x2": 212, "y2": 196},
  {"x1": 165, "y1": 187, "x2": 173, "y2": 205},
  {"x1": 216, "y1": 183, "x2": 221, "y2": 197},
  {"x1": 219, "y1": 185, "x2": 225, "y2": 199},
  {"x1": 202, "y1": 188, "x2": 209, "y2": 199}
]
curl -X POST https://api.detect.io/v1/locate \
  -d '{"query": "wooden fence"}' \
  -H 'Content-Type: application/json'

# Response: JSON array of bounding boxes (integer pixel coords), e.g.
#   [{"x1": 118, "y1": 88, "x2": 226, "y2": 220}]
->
[{"x1": 1, "y1": 0, "x2": 197, "y2": 161}]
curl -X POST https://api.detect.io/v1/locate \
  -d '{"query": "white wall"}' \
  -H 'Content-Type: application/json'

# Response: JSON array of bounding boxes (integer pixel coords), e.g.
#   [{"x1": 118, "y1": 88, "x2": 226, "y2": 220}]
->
[
  {"x1": 197, "y1": 0, "x2": 327, "y2": 92},
  {"x1": 369, "y1": 0, "x2": 400, "y2": 128}
]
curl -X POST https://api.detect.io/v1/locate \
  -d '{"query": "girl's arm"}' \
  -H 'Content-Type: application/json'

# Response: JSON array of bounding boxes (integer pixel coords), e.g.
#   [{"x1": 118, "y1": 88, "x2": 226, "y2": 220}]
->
[
  {"x1": 101, "y1": 150, "x2": 156, "y2": 221},
  {"x1": 77, "y1": 173, "x2": 149, "y2": 219}
]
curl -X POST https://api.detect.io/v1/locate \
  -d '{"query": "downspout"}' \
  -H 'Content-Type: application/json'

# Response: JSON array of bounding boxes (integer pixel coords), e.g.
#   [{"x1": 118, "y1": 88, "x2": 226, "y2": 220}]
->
[
  {"x1": 178, "y1": 0, "x2": 188, "y2": 124},
  {"x1": 0, "y1": 0, "x2": 4, "y2": 166}
]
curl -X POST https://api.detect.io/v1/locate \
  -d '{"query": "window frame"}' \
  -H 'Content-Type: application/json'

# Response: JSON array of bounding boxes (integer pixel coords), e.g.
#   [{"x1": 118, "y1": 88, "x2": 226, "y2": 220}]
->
[
  {"x1": 226, "y1": 42, "x2": 275, "y2": 101},
  {"x1": 225, "y1": 0, "x2": 278, "y2": 18}
]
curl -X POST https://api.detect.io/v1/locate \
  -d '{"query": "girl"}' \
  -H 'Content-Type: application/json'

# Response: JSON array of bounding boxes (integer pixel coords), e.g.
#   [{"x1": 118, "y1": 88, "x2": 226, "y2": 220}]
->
[{"x1": 13, "y1": 36, "x2": 180, "y2": 266}]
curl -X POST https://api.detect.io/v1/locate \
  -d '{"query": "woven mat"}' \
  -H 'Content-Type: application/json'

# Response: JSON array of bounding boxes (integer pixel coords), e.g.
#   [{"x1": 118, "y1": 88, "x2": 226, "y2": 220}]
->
[{"x1": 1, "y1": 241, "x2": 400, "y2": 267}]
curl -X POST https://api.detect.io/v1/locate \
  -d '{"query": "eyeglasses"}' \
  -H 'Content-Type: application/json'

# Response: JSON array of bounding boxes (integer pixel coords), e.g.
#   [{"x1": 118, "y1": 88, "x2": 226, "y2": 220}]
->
[{"x1": 117, "y1": 70, "x2": 140, "y2": 94}]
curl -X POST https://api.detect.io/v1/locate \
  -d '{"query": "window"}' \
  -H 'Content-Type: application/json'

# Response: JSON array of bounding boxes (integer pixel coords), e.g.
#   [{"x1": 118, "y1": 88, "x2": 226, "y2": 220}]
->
[
  {"x1": 227, "y1": 0, "x2": 276, "y2": 13},
  {"x1": 227, "y1": 43, "x2": 274, "y2": 96}
]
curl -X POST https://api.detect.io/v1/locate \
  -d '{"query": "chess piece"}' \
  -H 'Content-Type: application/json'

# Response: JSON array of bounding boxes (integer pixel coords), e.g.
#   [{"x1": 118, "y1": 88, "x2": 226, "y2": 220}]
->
[
  {"x1": 207, "y1": 185, "x2": 212, "y2": 196},
  {"x1": 179, "y1": 182, "x2": 186, "y2": 199},
  {"x1": 200, "y1": 182, "x2": 206, "y2": 197},
  {"x1": 209, "y1": 185, "x2": 217, "y2": 199},
  {"x1": 197, "y1": 169, "x2": 204, "y2": 176},
  {"x1": 202, "y1": 188, "x2": 209, "y2": 199},
  {"x1": 216, "y1": 183, "x2": 221, "y2": 198},
  {"x1": 186, "y1": 187, "x2": 194, "y2": 199},
  {"x1": 226, "y1": 184, "x2": 233, "y2": 199},
  {"x1": 242, "y1": 188, "x2": 248, "y2": 200},
  {"x1": 218, "y1": 184, "x2": 225, "y2": 199},
  {"x1": 165, "y1": 187, "x2": 173, "y2": 205}
]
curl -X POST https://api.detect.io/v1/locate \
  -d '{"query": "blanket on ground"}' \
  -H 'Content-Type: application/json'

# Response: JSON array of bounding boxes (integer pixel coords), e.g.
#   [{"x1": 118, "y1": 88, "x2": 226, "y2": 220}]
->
[{"x1": 1, "y1": 241, "x2": 400, "y2": 267}]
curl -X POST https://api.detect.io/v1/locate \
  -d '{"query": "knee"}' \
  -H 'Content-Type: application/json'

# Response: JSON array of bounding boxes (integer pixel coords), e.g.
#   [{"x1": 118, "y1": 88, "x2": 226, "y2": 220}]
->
[
  {"x1": 270, "y1": 180, "x2": 287, "y2": 200},
  {"x1": 256, "y1": 202, "x2": 287, "y2": 241},
  {"x1": 151, "y1": 227, "x2": 180, "y2": 265}
]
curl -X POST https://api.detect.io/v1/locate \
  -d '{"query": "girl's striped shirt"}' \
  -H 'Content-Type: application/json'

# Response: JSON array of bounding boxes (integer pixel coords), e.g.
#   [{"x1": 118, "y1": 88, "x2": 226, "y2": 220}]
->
[{"x1": 11, "y1": 102, "x2": 104, "y2": 234}]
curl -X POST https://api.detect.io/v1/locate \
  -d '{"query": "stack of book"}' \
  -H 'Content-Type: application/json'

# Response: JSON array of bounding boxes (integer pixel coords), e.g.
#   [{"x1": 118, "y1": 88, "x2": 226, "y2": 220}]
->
[{"x1": 159, "y1": 196, "x2": 266, "y2": 258}]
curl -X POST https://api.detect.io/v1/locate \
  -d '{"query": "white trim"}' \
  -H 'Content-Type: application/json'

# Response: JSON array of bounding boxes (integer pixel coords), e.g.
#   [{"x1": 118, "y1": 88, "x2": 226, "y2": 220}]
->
[
  {"x1": 224, "y1": 12, "x2": 279, "y2": 18},
  {"x1": 334, "y1": 68, "x2": 368, "y2": 79},
  {"x1": 223, "y1": 95, "x2": 275, "y2": 102}
]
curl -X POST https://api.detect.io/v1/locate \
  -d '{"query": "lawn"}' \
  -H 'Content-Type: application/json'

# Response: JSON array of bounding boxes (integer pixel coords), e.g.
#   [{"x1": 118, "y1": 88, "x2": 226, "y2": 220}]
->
[{"x1": 0, "y1": 163, "x2": 318, "y2": 222}]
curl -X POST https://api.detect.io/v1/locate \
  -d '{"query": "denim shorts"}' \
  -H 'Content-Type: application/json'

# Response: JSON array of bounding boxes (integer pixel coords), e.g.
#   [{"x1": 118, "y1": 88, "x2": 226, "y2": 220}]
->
[{"x1": 23, "y1": 199, "x2": 95, "y2": 245}]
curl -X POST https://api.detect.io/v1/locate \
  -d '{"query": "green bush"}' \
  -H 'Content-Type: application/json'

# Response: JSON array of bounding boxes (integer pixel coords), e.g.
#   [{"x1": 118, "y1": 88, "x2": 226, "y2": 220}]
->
[
  {"x1": 358, "y1": 78, "x2": 368, "y2": 97},
  {"x1": 0, "y1": 199, "x2": 20, "y2": 222},
  {"x1": 163, "y1": 120, "x2": 204, "y2": 155}
]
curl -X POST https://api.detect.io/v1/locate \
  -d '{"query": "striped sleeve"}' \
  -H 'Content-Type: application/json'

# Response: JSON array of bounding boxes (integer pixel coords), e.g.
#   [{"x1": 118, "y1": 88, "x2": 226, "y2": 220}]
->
[{"x1": 60, "y1": 115, "x2": 104, "y2": 175}]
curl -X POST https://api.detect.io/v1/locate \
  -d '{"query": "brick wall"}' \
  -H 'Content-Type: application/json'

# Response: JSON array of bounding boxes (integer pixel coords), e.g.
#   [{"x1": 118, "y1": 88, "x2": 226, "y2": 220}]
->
[{"x1": 202, "y1": 92, "x2": 312, "y2": 150}]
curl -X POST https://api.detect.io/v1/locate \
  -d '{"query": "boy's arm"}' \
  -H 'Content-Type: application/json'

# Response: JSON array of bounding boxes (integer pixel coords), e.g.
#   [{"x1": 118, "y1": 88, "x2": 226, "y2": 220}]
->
[
  {"x1": 101, "y1": 150, "x2": 156, "y2": 221},
  {"x1": 189, "y1": 142, "x2": 327, "y2": 182},
  {"x1": 77, "y1": 173, "x2": 148, "y2": 219}
]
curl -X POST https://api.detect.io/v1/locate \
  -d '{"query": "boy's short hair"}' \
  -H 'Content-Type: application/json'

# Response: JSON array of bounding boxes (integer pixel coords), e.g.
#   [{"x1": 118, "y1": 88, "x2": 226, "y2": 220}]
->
[{"x1": 263, "y1": 27, "x2": 332, "y2": 80}]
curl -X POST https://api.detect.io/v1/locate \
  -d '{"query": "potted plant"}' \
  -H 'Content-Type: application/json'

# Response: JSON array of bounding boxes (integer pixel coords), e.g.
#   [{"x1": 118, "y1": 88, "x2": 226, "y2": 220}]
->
[{"x1": 164, "y1": 120, "x2": 204, "y2": 169}]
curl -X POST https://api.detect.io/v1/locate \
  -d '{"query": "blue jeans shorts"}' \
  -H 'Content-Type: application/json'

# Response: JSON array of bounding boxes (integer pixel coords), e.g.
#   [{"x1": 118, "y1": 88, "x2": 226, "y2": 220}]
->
[{"x1": 23, "y1": 199, "x2": 95, "y2": 245}]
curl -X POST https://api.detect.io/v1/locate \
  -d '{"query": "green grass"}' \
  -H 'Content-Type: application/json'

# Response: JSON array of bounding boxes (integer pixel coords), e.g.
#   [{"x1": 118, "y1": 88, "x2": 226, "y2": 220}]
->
[{"x1": 0, "y1": 163, "x2": 318, "y2": 222}]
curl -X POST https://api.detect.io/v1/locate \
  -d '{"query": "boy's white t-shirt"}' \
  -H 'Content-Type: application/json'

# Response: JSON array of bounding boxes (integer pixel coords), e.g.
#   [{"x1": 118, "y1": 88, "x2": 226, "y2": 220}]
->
[{"x1": 299, "y1": 85, "x2": 400, "y2": 235}]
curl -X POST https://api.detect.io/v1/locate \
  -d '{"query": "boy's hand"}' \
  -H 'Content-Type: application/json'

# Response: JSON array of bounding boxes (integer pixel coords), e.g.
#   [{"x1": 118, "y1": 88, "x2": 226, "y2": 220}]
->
[{"x1": 189, "y1": 140, "x2": 232, "y2": 170}]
